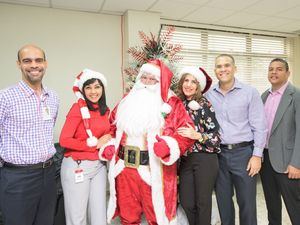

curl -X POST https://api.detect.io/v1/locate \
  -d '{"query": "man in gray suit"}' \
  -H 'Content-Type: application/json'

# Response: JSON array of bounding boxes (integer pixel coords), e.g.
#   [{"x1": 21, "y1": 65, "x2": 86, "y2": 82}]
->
[{"x1": 261, "y1": 58, "x2": 300, "y2": 225}]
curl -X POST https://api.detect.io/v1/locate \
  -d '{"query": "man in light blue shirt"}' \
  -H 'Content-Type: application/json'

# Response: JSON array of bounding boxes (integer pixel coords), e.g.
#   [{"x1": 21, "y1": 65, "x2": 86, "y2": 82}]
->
[{"x1": 206, "y1": 54, "x2": 267, "y2": 225}]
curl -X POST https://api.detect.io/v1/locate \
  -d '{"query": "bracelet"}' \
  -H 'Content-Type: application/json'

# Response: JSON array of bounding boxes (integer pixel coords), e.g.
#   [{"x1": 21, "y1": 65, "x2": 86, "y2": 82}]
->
[{"x1": 198, "y1": 135, "x2": 204, "y2": 143}]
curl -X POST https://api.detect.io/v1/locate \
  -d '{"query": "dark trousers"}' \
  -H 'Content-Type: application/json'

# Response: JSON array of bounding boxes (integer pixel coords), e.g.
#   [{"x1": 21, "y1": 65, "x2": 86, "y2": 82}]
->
[
  {"x1": 260, "y1": 149, "x2": 300, "y2": 225},
  {"x1": 179, "y1": 152, "x2": 219, "y2": 225},
  {"x1": 0, "y1": 164, "x2": 56, "y2": 225},
  {"x1": 216, "y1": 145, "x2": 257, "y2": 225}
]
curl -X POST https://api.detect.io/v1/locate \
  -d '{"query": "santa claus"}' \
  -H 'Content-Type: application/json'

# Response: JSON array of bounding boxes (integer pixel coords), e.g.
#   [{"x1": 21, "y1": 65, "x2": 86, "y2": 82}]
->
[{"x1": 99, "y1": 59, "x2": 194, "y2": 225}]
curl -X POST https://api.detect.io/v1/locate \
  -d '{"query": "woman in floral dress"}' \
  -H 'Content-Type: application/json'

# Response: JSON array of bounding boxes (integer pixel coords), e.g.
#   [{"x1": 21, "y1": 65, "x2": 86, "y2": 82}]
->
[{"x1": 177, "y1": 66, "x2": 221, "y2": 225}]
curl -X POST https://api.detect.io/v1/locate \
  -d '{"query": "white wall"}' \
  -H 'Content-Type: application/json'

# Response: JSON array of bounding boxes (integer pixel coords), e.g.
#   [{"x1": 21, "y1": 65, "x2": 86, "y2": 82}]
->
[
  {"x1": 123, "y1": 10, "x2": 160, "y2": 65},
  {"x1": 292, "y1": 36, "x2": 300, "y2": 86},
  {"x1": 1, "y1": 3, "x2": 299, "y2": 142},
  {"x1": 0, "y1": 3, "x2": 123, "y2": 141}
]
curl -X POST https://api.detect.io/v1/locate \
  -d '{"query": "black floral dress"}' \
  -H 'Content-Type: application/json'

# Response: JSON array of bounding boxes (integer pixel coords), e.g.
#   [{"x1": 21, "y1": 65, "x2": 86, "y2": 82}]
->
[
  {"x1": 183, "y1": 97, "x2": 221, "y2": 154},
  {"x1": 179, "y1": 97, "x2": 221, "y2": 225}
]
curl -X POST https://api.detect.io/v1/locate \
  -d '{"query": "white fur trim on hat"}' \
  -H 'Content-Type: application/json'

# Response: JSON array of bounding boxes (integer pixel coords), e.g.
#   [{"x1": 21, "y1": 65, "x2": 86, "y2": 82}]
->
[
  {"x1": 80, "y1": 106, "x2": 90, "y2": 119},
  {"x1": 87, "y1": 136, "x2": 98, "y2": 147},
  {"x1": 188, "y1": 100, "x2": 200, "y2": 111},
  {"x1": 136, "y1": 63, "x2": 161, "y2": 81},
  {"x1": 85, "y1": 129, "x2": 97, "y2": 147},
  {"x1": 74, "y1": 91, "x2": 84, "y2": 100},
  {"x1": 178, "y1": 66, "x2": 206, "y2": 92},
  {"x1": 78, "y1": 68, "x2": 107, "y2": 91},
  {"x1": 161, "y1": 103, "x2": 172, "y2": 115}
]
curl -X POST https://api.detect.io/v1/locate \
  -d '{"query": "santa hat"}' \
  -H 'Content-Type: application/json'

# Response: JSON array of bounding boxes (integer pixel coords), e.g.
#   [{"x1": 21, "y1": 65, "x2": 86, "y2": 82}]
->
[
  {"x1": 136, "y1": 63, "x2": 161, "y2": 81},
  {"x1": 136, "y1": 59, "x2": 173, "y2": 115},
  {"x1": 178, "y1": 66, "x2": 212, "y2": 93},
  {"x1": 73, "y1": 69, "x2": 107, "y2": 147}
]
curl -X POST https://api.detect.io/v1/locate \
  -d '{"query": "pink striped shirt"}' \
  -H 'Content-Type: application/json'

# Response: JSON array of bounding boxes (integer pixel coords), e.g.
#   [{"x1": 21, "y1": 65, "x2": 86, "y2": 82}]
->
[{"x1": 264, "y1": 82, "x2": 289, "y2": 147}]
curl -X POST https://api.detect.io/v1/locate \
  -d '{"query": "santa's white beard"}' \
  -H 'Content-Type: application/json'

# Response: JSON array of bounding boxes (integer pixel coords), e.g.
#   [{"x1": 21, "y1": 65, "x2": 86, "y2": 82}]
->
[{"x1": 116, "y1": 81, "x2": 164, "y2": 137}]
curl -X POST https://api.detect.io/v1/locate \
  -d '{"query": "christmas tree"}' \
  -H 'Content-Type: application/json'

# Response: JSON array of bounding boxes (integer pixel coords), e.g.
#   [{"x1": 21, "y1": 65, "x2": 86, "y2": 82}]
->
[{"x1": 124, "y1": 26, "x2": 182, "y2": 92}]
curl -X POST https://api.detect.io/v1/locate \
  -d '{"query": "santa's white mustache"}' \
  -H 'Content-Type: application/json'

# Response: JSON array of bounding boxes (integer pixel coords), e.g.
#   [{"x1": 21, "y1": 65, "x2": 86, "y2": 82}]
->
[{"x1": 134, "y1": 81, "x2": 159, "y2": 92}]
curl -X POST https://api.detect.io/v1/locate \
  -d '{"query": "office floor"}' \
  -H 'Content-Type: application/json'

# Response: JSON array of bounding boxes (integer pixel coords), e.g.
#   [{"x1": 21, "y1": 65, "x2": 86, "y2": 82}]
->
[
  {"x1": 110, "y1": 178, "x2": 292, "y2": 225},
  {"x1": 211, "y1": 179, "x2": 291, "y2": 225},
  {"x1": 253, "y1": 179, "x2": 291, "y2": 225}
]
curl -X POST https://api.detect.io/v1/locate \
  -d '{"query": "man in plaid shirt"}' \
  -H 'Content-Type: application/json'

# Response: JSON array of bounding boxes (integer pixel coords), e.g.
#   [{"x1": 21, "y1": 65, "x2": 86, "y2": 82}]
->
[{"x1": 0, "y1": 44, "x2": 59, "y2": 225}]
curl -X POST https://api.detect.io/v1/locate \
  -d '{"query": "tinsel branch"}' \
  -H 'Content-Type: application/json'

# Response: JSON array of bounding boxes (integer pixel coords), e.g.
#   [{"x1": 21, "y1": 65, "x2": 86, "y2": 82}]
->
[
  {"x1": 139, "y1": 31, "x2": 152, "y2": 46},
  {"x1": 127, "y1": 47, "x2": 148, "y2": 64},
  {"x1": 124, "y1": 26, "x2": 182, "y2": 92},
  {"x1": 124, "y1": 67, "x2": 139, "y2": 76},
  {"x1": 159, "y1": 26, "x2": 175, "y2": 44}
]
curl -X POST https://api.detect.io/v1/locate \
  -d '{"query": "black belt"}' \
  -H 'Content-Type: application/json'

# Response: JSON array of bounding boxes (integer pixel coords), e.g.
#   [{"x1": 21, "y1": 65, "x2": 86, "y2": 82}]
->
[
  {"x1": 220, "y1": 141, "x2": 254, "y2": 150},
  {"x1": 3, "y1": 158, "x2": 54, "y2": 169},
  {"x1": 118, "y1": 146, "x2": 149, "y2": 166}
]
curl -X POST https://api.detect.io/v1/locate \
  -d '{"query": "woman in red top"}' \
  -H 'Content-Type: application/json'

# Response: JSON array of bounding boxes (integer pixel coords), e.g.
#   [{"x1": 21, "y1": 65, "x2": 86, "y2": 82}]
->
[{"x1": 60, "y1": 69, "x2": 111, "y2": 225}]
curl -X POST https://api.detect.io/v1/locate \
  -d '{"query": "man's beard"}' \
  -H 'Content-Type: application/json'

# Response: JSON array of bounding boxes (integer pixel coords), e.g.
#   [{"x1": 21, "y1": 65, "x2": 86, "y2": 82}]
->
[{"x1": 116, "y1": 80, "x2": 164, "y2": 137}]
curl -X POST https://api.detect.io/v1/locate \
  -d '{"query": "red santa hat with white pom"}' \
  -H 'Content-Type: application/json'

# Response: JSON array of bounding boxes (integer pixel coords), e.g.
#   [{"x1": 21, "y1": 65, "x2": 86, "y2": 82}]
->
[
  {"x1": 178, "y1": 66, "x2": 212, "y2": 110},
  {"x1": 136, "y1": 59, "x2": 174, "y2": 115},
  {"x1": 73, "y1": 68, "x2": 107, "y2": 147},
  {"x1": 178, "y1": 66, "x2": 212, "y2": 94}
]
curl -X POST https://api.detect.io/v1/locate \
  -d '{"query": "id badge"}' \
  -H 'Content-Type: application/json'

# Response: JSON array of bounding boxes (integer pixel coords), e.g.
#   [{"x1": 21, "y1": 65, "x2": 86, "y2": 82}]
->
[
  {"x1": 74, "y1": 168, "x2": 84, "y2": 183},
  {"x1": 42, "y1": 106, "x2": 51, "y2": 120}
]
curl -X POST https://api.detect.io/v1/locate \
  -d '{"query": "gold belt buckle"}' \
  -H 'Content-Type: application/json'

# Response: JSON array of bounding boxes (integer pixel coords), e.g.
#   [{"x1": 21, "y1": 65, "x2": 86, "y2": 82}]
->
[{"x1": 124, "y1": 145, "x2": 140, "y2": 168}]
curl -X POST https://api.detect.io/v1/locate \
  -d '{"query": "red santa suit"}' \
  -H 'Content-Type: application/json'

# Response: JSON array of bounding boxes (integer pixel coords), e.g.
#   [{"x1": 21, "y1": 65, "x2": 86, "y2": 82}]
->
[{"x1": 100, "y1": 60, "x2": 194, "y2": 225}]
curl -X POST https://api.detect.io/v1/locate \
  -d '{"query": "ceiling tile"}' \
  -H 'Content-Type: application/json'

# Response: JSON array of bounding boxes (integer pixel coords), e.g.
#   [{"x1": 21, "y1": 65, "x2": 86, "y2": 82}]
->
[
  {"x1": 150, "y1": 0, "x2": 199, "y2": 20},
  {"x1": 276, "y1": 21, "x2": 300, "y2": 33},
  {"x1": 0, "y1": 0, "x2": 49, "y2": 7},
  {"x1": 171, "y1": 0, "x2": 210, "y2": 5},
  {"x1": 183, "y1": 6, "x2": 234, "y2": 24},
  {"x1": 243, "y1": 0, "x2": 300, "y2": 16},
  {"x1": 206, "y1": 0, "x2": 260, "y2": 11},
  {"x1": 103, "y1": 0, "x2": 156, "y2": 12},
  {"x1": 51, "y1": 0, "x2": 104, "y2": 12},
  {"x1": 1, "y1": 0, "x2": 299, "y2": 34},
  {"x1": 214, "y1": 12, "x2": 266, "y2": 27},
  {"x1": 99, "y1": 10, "x2": 123, "y2": 15},
  {"x1": 277, "y1": 6, "x2": 300, "y2": 20},
  {"x1": 245, "y1": 16, "x2": 295, "y2": 31}
]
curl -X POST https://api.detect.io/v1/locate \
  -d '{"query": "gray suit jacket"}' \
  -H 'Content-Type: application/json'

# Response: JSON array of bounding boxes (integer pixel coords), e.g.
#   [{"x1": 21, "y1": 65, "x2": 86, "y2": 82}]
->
[{"x1": 262, "y1": 83, "x2": 300, "y2": 173}]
